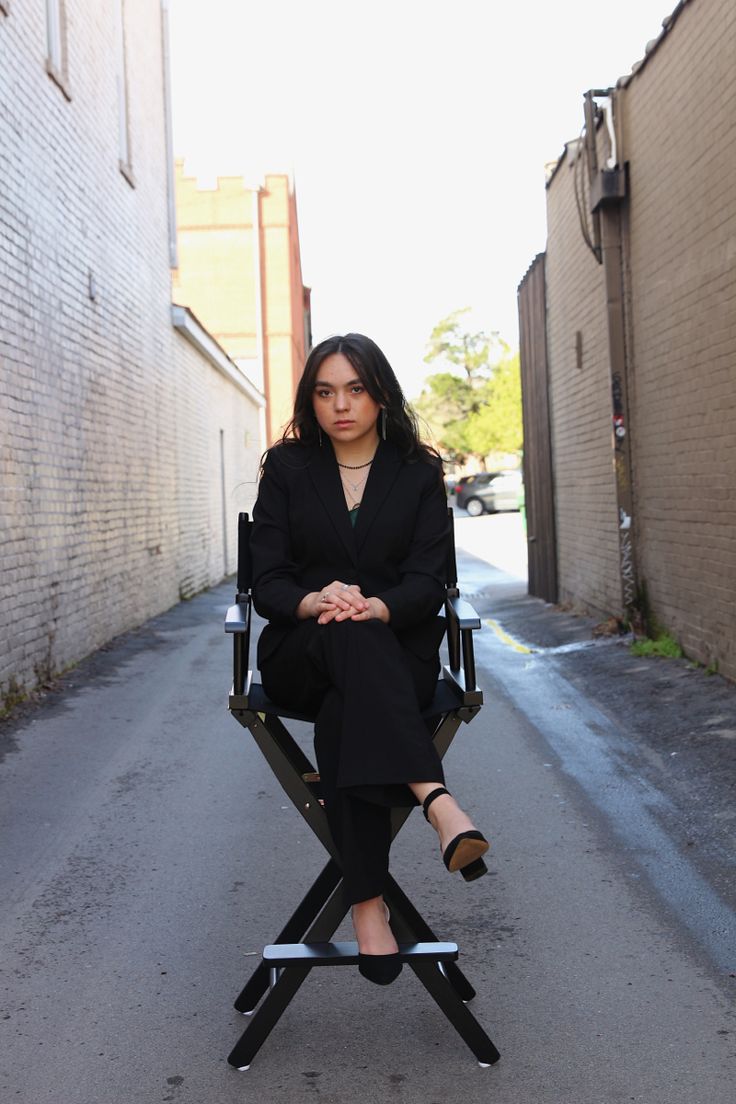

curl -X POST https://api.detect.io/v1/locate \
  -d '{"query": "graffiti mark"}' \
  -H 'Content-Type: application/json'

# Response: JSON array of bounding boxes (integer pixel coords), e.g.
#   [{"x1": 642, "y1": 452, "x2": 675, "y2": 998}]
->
[
  {"x1": 612, "y1": 373, "x2": 634, "y2": 604},
  {"x1": 611, "y1": 373, "x2": 624, "y2": 414},
  {"x1": 620, "y1": 527, "x2": 636, "y2": 607}
]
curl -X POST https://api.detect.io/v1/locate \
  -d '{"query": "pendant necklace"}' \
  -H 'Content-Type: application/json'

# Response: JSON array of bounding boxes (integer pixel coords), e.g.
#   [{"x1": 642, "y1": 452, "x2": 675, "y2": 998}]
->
[
  {"x1": 341, "y1": 470, "x2": 369, "y2": 495},
  {"x1": 339, "y1": 471, "x2": 369, "y2": 506},
  {"x1": 337, "y1": 454, "x2": 375, "y2": 502}
]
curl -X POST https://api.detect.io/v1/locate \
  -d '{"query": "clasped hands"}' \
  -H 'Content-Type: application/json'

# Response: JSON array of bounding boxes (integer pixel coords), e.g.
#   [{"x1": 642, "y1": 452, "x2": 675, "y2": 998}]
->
[{"x1": 298, "y1": 581, "x2": 390, "y2": 625}]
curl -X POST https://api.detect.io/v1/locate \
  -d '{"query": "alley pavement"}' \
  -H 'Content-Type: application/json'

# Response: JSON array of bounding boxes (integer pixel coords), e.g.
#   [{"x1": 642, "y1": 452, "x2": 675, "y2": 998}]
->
[{"x1": 1, "y1": 519, "x2": 734, "y2": 1103}]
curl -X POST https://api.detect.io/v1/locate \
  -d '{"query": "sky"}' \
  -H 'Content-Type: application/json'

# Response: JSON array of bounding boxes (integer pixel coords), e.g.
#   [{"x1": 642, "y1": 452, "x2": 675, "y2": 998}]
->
[{"x1": 168, "y1": 0, "x2": 677, "y2": 397}]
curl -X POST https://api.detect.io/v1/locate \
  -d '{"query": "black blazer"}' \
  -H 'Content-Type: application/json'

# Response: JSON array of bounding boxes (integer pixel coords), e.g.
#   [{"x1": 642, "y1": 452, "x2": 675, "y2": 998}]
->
[{"x1": 251, "y1": 439, "x2": 450, "y2": 668}]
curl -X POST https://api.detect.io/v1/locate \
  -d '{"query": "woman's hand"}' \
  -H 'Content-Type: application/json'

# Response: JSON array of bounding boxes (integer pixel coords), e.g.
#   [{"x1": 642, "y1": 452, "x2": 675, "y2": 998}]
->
[
  {"x1": 297, "y1": 582, "x2": 368, "y2": 622},
  {"x1": 343, "y1": 596, "x2": 390, "y2": 624},
  {"x1": 296, "y1": 584, "x2": 389, "y2": 625}
]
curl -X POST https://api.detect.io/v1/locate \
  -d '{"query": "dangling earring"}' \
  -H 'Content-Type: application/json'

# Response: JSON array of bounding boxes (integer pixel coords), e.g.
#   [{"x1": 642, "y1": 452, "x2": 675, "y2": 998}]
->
[
  {"x1": 381, "y1": 408, "x2": 387, "y2": 441},
  {"x1": 318, "y1": 425, "x2": 323, "y2": 446}
]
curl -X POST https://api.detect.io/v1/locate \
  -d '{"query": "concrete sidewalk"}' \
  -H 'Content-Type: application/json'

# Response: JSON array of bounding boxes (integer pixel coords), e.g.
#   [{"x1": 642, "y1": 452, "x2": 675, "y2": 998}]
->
[
  {"x1": 455, "y1": 525, "x2": 736, "y2": 931},
  {"x1": 0, "y1": 553, "x2": 734, "y2": 1103}
]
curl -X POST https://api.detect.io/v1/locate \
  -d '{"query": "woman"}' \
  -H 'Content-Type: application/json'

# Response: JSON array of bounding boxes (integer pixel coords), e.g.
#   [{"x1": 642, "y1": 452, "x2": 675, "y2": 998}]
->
[{"x1": 251, "y1": 333, "x2": 489, "y2": 985}]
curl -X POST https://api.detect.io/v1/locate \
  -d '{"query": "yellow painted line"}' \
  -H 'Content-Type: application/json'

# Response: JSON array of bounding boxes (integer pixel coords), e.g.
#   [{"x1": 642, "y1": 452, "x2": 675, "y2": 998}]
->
[{"x1": 486, "y1": 619, "x2": 534, "y2": 654}]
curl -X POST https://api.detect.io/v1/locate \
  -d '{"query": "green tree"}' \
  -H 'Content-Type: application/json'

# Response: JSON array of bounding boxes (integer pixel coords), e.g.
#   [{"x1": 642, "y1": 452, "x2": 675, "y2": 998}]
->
[
  {"x1": 464, "y1": 353, "x2": 522, "y2": 457},
  {"x1": 414, "y1": 309, "x2": 522, "y2": 463},
  {"x1": 423, "y1": 308, "x2": 506, "y2": 383},
  {"x1": 413, "y1": 371, "x2": 476, "y2": 458}
]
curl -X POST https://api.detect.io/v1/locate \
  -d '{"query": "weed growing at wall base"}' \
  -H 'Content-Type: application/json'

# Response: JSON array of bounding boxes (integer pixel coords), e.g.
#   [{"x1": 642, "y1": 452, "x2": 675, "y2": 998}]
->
[
  {"x1": 630, "y1": 633, "x2": 683, "y2": 660},
  {"x1": 0, "y1": 677, "x2": 27, "y2": 717}
]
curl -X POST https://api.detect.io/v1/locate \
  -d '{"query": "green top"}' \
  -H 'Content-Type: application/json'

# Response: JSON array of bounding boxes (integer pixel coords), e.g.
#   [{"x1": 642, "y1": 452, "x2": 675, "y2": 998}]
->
[{"x1": 348, "y1": 505, "x2": 360, "y2": 527}]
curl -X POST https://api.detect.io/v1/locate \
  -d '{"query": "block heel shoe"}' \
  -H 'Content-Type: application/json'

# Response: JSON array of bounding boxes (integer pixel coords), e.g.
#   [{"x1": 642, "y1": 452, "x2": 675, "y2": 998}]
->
[{"x1": 422, "y1": 786, "x2": 490, "y2": 881}]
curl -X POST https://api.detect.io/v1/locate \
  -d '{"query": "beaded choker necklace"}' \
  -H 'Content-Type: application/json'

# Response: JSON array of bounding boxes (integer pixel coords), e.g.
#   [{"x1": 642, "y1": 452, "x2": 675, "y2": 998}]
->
[{"x1": 337, "y1": 456, "x2": 375, "y2": 470}]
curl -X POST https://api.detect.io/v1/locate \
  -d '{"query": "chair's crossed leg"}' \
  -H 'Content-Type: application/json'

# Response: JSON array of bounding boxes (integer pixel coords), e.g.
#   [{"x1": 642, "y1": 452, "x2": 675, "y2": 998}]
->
[
  {"x1": 227, "y1": 705, "x2": 500, "y2": 1070},
  {"x1": 232, "y1": 861, "x2": 343, "y2": 1017},
  {"x1": 227, "y1": 858, "x2": 500, "y2": 1070}
]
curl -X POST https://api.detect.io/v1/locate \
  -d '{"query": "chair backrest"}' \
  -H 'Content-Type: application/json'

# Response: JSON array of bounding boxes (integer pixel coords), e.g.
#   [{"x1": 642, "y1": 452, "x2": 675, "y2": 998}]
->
[
  {"x1": 236, "y1": 513, "x2": 253, "y2": 597},
  {"x1": 445, "y1": 506, "x2": 458, "y2": 591},
  {"x1": 228, "y1": 505, "x2": 478, "y2": 703},
  {"x1": 236, "y1": 506, "x2": 458, "y2": 597}
]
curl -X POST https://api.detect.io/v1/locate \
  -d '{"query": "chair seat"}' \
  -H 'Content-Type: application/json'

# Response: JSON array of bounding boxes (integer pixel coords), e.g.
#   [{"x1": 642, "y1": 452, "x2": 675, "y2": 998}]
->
[{"x1": 241, "y1": 677, "x2": 464, "y2": 722}]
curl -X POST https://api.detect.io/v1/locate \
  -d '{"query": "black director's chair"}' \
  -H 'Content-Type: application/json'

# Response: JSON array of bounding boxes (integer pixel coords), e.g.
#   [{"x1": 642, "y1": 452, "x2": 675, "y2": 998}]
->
[{"x1": 223, "y1": 509, "x2": 500, "y2": 1070}]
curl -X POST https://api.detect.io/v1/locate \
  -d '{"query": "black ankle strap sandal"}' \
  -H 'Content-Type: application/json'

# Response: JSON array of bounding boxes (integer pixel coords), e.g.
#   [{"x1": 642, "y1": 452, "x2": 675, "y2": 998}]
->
[{"x1": 422, "y1": 787, "x2": 490, "y2": 882}]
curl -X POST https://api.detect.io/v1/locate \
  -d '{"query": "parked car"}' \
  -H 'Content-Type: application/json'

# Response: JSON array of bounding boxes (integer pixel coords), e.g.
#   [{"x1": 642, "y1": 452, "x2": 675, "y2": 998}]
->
[
  {"x1": 454, "y1": 471, "x2": 502, "y2": 509},
  {"x1": 457, "y1": 470, "x2": 522, "y2": 516}
]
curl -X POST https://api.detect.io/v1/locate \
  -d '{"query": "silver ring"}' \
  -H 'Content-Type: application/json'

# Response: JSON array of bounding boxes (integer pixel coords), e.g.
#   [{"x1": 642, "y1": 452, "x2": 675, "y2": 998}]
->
[{"x1": 341, "y1": 583, "x2": 351, "y2": 590}]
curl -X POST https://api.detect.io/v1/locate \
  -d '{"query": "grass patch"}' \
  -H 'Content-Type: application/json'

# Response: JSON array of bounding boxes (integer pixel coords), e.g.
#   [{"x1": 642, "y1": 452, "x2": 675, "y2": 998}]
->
[
  {"x1": 630, "y1": 633, "x2": 683, "y2": 659},
  {"x1": 0, "y1": 677, "x2": 28, "y2": 718}
]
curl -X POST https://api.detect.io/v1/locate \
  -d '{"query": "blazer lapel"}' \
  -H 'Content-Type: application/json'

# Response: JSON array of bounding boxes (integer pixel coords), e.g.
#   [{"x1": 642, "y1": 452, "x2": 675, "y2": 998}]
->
[
  {"x1": 354, "y1": 440, "x2": 402, "y2": 550},
  {"x1": 307, "y1": 440, "x2": 358, "y2": 566}
]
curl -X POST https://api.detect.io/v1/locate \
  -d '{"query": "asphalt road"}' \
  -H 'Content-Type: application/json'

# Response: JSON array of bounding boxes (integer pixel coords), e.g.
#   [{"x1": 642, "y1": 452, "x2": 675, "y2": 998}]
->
[{"x1": 1, "y1": 519, "x2": 734, "y2": 1103}]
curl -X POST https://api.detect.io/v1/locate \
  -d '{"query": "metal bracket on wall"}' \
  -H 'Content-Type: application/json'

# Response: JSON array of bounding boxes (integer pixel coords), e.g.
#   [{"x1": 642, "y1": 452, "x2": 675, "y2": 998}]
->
[{"x1": 590, "y1": 167, "x2": 627, "y2": 212}]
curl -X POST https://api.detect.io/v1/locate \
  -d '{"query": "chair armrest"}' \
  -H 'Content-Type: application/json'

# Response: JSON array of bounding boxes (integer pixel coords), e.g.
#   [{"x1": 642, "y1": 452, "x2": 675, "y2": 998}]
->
[
  {"x1": 225, "y1": 597, "x2": 252, "y2": 698},
  {"x1": 225, "y1": 600, "x2": 251, "y2": 633},
  {"x1": 446, "y1": 594, "x2": 481, "y2": 631},
  {"x1": 445, "y1": 592, "x2": 482, "y2": 698}
]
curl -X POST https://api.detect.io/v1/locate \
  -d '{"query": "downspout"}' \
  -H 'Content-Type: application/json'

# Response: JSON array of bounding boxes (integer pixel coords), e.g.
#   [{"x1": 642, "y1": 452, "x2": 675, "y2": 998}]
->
[
  {"x1": 251, "y1": 186, "x2": 268, "y2": 447},
  {"x1": 585, "y1": 90, "x2": 640, "y2": 628},
  {"x1": 160, "y1": 0, "x2": 178, "y2": 268},
  {"x1": 252, "y1": 186, "x2": 265, "y2": 387}
]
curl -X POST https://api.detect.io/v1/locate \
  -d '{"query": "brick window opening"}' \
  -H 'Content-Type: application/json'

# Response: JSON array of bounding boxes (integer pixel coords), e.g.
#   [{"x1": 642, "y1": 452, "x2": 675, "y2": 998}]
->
[{"x1": 46, "y1": 0, "x2": 71, "y2": 100}]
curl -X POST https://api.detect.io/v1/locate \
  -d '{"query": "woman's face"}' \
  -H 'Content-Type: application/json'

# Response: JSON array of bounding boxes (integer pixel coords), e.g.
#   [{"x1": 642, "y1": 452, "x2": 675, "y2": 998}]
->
[{"x1": 311, "y1": 352, "x2": 382, "y2": 450}]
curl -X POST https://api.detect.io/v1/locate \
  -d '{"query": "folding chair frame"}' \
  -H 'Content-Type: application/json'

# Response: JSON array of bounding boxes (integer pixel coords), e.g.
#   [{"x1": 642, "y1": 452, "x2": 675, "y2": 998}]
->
[{"x1": 224, "y1": 510, "x2": 500, "y2": 1070}]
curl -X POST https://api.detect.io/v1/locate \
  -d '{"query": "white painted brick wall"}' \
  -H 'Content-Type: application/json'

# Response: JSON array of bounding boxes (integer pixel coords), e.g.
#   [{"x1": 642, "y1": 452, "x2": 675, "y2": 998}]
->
[{"x1": 0, "y1": 1, "x2": 262, "y2": 707}]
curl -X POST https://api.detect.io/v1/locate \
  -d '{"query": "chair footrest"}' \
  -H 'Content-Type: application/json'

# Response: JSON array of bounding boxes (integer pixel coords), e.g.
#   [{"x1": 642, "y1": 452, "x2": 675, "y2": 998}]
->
[{"x1": 263, "y1": 941, "x2": 458, "y2": 967}]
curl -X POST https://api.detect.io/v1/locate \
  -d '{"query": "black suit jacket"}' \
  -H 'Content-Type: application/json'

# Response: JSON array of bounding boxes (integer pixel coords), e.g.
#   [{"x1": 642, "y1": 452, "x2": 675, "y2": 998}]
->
[{"x1": 251, "y1": 438, "x2": 449, "y2": 668}]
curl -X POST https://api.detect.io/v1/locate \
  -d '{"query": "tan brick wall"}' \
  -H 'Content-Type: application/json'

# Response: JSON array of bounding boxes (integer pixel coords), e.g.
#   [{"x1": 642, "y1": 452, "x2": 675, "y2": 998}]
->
[
  {"x1": 173, "y1": 169, "x2": 260, "y2": 362},
  {"x1": 544, "y1": 145, "x2": 622, "y2": 617},
  {"x1": 0, "y1": 1, "x2": 261, "y2": 708},
  {"x1": 174, "y1": 168, "x2": 309, "y2": 445},
  {"x1": 621, "y1": 0, "x2": 736, "y2": 678},
  {"x1": 539, "y1": 0, "x2": 736, "y2": 678}
]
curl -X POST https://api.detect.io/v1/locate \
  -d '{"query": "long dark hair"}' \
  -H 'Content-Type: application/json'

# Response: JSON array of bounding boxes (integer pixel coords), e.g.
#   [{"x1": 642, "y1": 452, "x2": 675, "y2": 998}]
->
[{"x1": 278, "y1": 333, "x2": 439, "y2": 464}]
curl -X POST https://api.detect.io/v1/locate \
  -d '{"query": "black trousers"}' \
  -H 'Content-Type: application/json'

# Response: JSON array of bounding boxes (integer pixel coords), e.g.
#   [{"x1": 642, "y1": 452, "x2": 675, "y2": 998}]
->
[{"x1": 260, "y1": 618, "x2": 445, "y2": 904}]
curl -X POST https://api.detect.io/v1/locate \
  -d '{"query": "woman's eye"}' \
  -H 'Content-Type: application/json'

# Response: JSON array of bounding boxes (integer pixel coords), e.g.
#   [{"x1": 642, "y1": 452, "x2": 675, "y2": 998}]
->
[
  {"x1": 351, "y1": 386, "x2": 364, "y2": 394},
  {"x1": 316, "y1": 389, "x2": 332, "y2": 398}
]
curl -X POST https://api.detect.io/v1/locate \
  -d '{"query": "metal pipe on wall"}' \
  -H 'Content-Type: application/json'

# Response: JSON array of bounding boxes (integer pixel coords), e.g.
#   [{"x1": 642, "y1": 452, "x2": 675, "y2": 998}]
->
[{"x1": 585, "y1": 88, "x2": 640, "y2": 626}]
